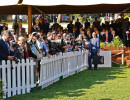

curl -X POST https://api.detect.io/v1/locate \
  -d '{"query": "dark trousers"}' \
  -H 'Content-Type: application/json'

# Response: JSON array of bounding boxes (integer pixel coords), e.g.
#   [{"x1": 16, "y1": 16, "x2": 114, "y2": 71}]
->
[{"x1": 88, "y1": 53, "x2": 98, "y2": 70}]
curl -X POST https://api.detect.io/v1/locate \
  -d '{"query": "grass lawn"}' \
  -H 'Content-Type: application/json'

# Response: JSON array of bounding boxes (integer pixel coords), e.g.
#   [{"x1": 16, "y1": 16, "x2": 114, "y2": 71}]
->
[{"x1": 7, "y1": 65, "x2": 130, "y2": 100}]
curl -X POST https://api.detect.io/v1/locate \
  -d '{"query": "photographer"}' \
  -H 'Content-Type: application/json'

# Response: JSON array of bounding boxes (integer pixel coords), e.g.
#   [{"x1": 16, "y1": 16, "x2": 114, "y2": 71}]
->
[
  {"x1": 70, "y1": 37, "x2": 79, "y2": 51},
  {"x1": 28, "y1": 32, "x2": 44, "y2": 82},
  {"x1": 28, "y1": 32, "x2": 43, "y2": 59},
  {"x1": 0, "y1": 30, "x2": 14, "y2": 64},
  {"x1": 38, "y1": 32, "x2": 50, "y2": 58},
  {"x1": 82, "y1": 36, "x2": 90, "y2": 49},
  {"x1": 43, "y1": 37, "x2": 61, "y2": 55}
]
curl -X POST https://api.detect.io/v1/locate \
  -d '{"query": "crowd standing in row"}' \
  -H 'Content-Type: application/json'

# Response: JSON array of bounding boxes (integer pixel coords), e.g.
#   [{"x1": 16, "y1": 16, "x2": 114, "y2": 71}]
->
[{"x1": 0, "y1": 17, "x2": 129, "y2": 64}]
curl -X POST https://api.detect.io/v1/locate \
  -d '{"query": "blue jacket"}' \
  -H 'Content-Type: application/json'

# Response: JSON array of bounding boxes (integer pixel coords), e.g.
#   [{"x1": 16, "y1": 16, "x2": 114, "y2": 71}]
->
[
  {"x1": 89, "y1": 38, "x2": 100, "y2": 54},
  {"x1": 0, "y1": 39, "x2": 13, "y2": 62}
]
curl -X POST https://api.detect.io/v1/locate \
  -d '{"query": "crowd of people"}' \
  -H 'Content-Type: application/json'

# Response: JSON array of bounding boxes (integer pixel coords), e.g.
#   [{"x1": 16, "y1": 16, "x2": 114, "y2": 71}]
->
[{"x1": 0, "y1": 17, "x2": 129, "y2": 64}]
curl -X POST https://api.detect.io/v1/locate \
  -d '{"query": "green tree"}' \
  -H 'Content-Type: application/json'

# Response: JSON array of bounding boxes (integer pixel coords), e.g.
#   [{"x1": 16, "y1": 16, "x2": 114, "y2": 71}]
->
[{"x1": 124, "y1": 13, "x2": 130, "y2": 19}]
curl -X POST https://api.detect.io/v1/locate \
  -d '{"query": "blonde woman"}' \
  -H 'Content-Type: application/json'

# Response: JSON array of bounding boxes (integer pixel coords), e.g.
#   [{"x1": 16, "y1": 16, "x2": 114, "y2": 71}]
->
[{"x1": 17, "y1": 36, "x2": 34, "y2": 59}]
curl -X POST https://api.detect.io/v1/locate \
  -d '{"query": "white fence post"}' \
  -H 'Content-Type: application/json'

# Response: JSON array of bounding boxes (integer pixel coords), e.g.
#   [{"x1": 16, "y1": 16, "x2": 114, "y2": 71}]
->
[
  {"x1": 22, "y1": 59, "x2": 26, "y2": 94},
  {"x1": 2, "y1": 60, "x2": 7, "y2": 99},
  {"x1": 1, "y1": 58, "x2": 36, "y2": 99},
  {"x1": 7, "y1": 60, "x2": 11, "y2": 97},
  {"x1": 26, "y1": 59, "x2": 30, "y2": 93},
  {"x1": 17, "y1": 61, "x2": 21, "y2": 95},
  {"x1": 1, "y1": 50, "x2": 90, "y2": 98},
  {"x1": 30, "y1": 60, "x2": 36, "y2": 88},
  {"x1": 12, "y1": 61, "x2": 16, "y2": 96}
]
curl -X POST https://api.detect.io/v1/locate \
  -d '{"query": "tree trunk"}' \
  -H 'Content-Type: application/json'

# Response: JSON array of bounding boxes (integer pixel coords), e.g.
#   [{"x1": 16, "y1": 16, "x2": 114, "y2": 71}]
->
[{"x1": 57, "y1": 14, "x2": 62, "y2": 23}]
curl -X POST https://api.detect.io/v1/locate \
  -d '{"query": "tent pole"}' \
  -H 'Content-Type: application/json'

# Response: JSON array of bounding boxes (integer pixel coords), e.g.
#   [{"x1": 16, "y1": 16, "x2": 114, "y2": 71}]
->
[
  {"x1": 28, "y1": 5, "x2": 32, "y2": 34},
  {"x1": 121, "y1": 12, "x2": 124, "y2": 21},
  {"x1": 42, "y1": 13, "x2": 45, "y2": 19}
]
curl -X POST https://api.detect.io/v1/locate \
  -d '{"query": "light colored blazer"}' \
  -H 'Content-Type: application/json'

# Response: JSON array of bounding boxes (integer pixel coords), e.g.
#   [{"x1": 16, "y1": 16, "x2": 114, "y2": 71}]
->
[{"x1": 89, "y1": 38, "x2": 100, "y2": 53}]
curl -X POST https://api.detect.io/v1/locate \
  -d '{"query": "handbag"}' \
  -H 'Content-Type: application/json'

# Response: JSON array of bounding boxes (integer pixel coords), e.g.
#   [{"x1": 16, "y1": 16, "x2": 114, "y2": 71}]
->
[{"x1": 92, "y1": 55, "x2": 104, "y2": 64}]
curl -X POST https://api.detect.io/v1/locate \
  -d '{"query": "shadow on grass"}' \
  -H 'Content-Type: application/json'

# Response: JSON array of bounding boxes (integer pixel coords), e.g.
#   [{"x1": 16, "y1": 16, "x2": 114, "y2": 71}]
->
[{"x1": 8, "y1": 66, "x2": 127, "y2": 100}]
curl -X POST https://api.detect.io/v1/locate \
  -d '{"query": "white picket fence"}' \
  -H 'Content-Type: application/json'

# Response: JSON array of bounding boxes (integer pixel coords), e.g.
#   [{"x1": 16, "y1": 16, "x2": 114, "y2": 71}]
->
[
  {"x1": 0, "y1": 59, "x2": 36, "y2": 99},
  {"x1": 39, "y1": 50, "x2": 88, "y2": 88},
  {"x1": 0, "y1": 50, "x2": 88, "y2": 99}
]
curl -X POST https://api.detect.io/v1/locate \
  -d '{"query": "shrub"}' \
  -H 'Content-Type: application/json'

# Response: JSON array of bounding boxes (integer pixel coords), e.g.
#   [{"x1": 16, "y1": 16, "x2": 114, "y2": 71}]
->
[
  {"x1": 0, "y1": 80, "x2": 4, "y2": 100},
  {"x1": 100, "y1": 42, "x2": 106, "y2": 48},
  {"x1": 111, "y1": 36, "x2": 124, "y2": 47},
  {"x1": 100, "y1": 36, "x2": 124, "y2": 47}
]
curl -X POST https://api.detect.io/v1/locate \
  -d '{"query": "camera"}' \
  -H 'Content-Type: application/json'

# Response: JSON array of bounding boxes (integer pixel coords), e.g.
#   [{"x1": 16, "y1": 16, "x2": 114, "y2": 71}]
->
[{"x1": 13, "y1": 56, "x2": 19, "y2": 64}]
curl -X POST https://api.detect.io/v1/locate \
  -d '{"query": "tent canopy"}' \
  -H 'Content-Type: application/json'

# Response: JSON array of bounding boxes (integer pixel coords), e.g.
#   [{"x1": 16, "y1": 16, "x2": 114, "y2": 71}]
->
[
  {"x1": 0, "y1": 0, "x2": 130, "y2": 14},
  {"x1": 22, "y1": 0, "x2": 130, "y2": 6}
]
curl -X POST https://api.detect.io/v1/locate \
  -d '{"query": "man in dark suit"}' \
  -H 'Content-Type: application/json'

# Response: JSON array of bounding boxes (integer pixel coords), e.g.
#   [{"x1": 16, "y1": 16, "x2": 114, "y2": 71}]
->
[
  {"x1": 102, "y1": 29, "x2": 112, "y2": 43},
  {"x1": 72, "y1": 26, "x2": 79, "y2": 38},
  {"x1": 38, "y1": 17, "x2": 44, "y2": 31},
  {"x1": 43, "y1": 19, "x2": 49, "y2": 35},
  {"x1": 75, "y1": 19, "x2": 81, "y2": 32},
  {"x1": 96, "y1": 31, "x2": 103, "y2": 41},
  {"x1": 88, "y1": 32, "x2": 100, "y2": 70},
  {"x1": 31, "y1": 23, "x2": 38, "y2": 33},
  {"x1": 0, "y1": 30, "x2": 14, "y2": 64},
  {"x1": 86, "y1": 31, "x2": 92, "y2": 41},
  {"x1": 67, "y1": 21, "x2": 74, "y2": 33},
  {"x1": 84, "y1": 19, "x2": 90, "y2": 29}
]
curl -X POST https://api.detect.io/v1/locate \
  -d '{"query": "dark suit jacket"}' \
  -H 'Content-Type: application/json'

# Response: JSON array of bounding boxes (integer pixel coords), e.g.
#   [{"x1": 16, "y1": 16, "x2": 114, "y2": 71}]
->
[
  {"x1": 86, "y1": 34, "x2": 92, "y2": 41},
  {"x1": 111, "y1": 34, "x2": 117, "y2": 41},
  {"x1": 0, "y1": 39, "x2": 13, "y2": 62},
  {"x1": 44, "y1": 23, "x2": 49, "y2": 34},
  {"x1": 102, "y1": 33, "x2": 112, "y2": 43},
  {"x1": 38, "y1": 21, "x2": 44, "y2": 31},
  {"x1": 31, "y1": 27, "x2": 38, "y2": 33},
  {"x1": 75, "y1": 22, "x2": 81, "y2": 30},
  {"x1": 96, "y1": 34, "x2": 103, "y2": 42},
  {"x1": 67, "y1": 24, "x2": 73, "y2": 33},
  {"x1": 84, "y1": 22, "x2": 90, "y2": 29},
  {"x1": 73, "y1": 31, "x2": 79, "y2": 38}
]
